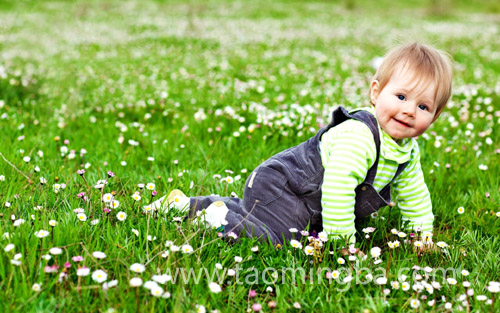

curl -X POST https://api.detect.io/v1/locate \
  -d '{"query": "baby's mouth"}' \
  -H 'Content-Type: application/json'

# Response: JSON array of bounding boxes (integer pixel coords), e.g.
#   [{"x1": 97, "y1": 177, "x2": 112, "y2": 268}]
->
[{"x1": 393, "y1": 118, "x2": 411, "y2": 127}]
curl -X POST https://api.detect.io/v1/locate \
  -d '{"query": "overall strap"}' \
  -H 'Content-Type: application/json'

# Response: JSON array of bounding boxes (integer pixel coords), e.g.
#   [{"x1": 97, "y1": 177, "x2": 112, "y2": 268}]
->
[{"x1": 347, "y1": 108, "x2": 381, "y2": 185}]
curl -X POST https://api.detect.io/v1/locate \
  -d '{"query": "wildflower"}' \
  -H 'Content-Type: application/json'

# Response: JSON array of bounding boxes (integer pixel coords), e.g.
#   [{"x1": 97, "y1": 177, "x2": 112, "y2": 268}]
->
[
  {"x1": 414, "y1": 241, "x2": 423, "y2": 248},
  {"x1": 391, "y1": 228, "x2": 399, "y2": 235},
  {"x1": 77, "y1": 213, "x2": 87, "y2": 221},
  {"x1": 116, "y1": 211, "x2": 127, "y2": 221},
  {"x1": 110, "y1": 200, "x2": 120, "y2": 209},
  {"x1": 147, "y1": 235, "x2": 156, "y2": 241},
  {"x1": 49, "y1": 247, "x2": 63, "y2": 255},
  {"x1": 391, "y1": 281, "x2": 400, "y2": 289},
  {"x1": 251, "y1": 246, "x2": 259, "y2": 253},
  {"x1": 102, "y1": 193, "x2": 113, "y2": 202},
  {"x1": 362, "y1": 227, "x2": 376, "y2": 233},
  {"x1": 132, "y1": 194, "x2": 141, "y2": 201},
  {"x1": 72, "y1": 256, "x2": 84, "y2": 262},
  {"x1": 447, "y1": 278, "x2": 457, "y2": 285},
  {"x1": 410, "y1": 299, "x2": 420, "y2": 309},
  {"x1": 208, "y1": 282, "x2": 222, "y2": 293},
  {"x1": 478, "y1": 164, "x2": 488, "y2": 170},
  {"x1": 461, "y1": 270, "x2": 470, "y2": 276},
  {"x1": 152, "y1": 274, "x2": 171, "y2": 284},
  {"x1": 337, "y1": 257, "x2": 345, "y2": 265},
  {"x1": 103, "y1": 280, "x2": 118, "y2": 290},
  {"x1": 251, "y1": 303, "x2": 262, "y2": 312},
  {"x1": 49, "y1": 220, "x2": 57, "y2": 227},
  {"x1": 44, "y1": 265, "x2": 59, "y2": 273},
  {"x1": 146, "y1": 183, "x2": 155, "y2": 190},
  {"x1": 293, "y1": 302, "x2": 301, "y2": 309},
  {"x1": 444, "y1": 302, "x2": 452, "y2": 310},
  {"x1": 130, "y1": 263, "x2": 146, "y2": 273},
  {"x1": 487, "y1": 282, "x2": 500, "y2": 293},
  {"x1": 234, "y1": 256, "x2": 243, "y2": 263},
  {"x1": 35, "y1": 230, "x2": 50, "y2": 238},
  {"x1": 290, "y1": 240, "x2": 303, "y2": 249},
  {"x1": 151, "y1": 285, "x2": 164, "y2": 297},
  {"x1": 181, "y1": 244, "x2": 194, "y2": 254},
  {"x1": 436, "y1": 241, "x2": 448, "y2": 248},
  {"x1": 170, "y1": 245, "x2": 180, "y2": 252},
  {"x1": 23, "y1": 156, "x2": 31, "y2": 163},
  {"x1": 476, "y1": 295, "x2": 487, "y2": 301},
  {"x1": 92, "y1": 270, "x2": 108, "y2": 283},
  {"x1": 107, "y1": 171, "x2": 115, "y2": 178},
  {"x1": 375, "y1": 277, "x2": 387, "y2": 285},
  {"x1": 32, "y1": 283, "x2": 41, "y2": 292},
  {"x1": 402, "y1": 282, "x2": 410, "y2": 291},
  {"x1": 268, "y1": 300, "x2": 277, "y2": 308},
  {"x1": 318, "y1": 231, "x2": 328, "y2": 242},
  {"x1": 129, "y1": 277, "x2": 143, "y2": 287},
  {"x1": 397, "y1": 232, "x2": 407, "y2": 238},
  {"x1": 457, "y1": 207, "x2": 465, "y2": 214},
  {"x1": 330, "y1": 270, "x2": 340, "y2": 279},
  {"x1": 131, "y1": 229, "x2": 139, "y2": 236},
  {"x1": 4, "y1": 244, "x2": 14, "y2": 252},
  {"x1": 77, "y1": 169, "x2": 85, "y2": 176},
  {"x1": 13, "y1": 219, "x2": 25, "y2": 227},
  {"x1": 289, "y1": 227, "x2": 298, "y2": 233},
  {"x1": 91, "y1": 219, "x2": 99, "y2": 225},
  {"x1": 40, "y1": 177, "x2": 47, "y2": 185},
  {"x1": 196, "y1": 304, "x2": 206, "y2": 313},
  {"x1": 304, "y1": 246, "x2": 314, "y2": 255},
  {"x1": 227, "y1": 269, "x2": 236, "y2": 276},
  {"x1": 92, "y1": 251, "x2": 106, "y2": 259},
  {"x1": 370, "y1": 247, "x2": 381, "y2": 258}
]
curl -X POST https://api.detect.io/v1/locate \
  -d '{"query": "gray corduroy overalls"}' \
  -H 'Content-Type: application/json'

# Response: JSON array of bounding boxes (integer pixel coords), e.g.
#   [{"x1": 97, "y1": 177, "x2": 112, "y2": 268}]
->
[{"x1": 189, "y1": 106, "x2": 408, "y2": 244}]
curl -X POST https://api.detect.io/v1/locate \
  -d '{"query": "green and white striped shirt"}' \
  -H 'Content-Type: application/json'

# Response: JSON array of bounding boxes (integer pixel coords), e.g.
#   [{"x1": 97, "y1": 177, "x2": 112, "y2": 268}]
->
[{"x1": 319, "y1": 107, "x2": 434, "y2": 242}]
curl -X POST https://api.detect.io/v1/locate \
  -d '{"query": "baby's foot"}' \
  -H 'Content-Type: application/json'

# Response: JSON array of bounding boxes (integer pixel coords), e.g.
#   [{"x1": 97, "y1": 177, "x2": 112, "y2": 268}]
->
[
  {"x1": 146, "y1": 189, "x2": 190, "y2": 214},
  {"x1": 195, "y1": 200, "x2": 229, "y2": 228}
]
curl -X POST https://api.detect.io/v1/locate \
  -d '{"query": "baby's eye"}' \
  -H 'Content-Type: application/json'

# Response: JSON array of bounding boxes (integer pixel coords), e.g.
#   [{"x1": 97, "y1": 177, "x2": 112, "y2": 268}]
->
[
  {"x1": 418, "y1": 104, "x2": 428, "y2": 111},
  {"x1": 397, "y1": 95, "x2": 406, "y2": 101}
]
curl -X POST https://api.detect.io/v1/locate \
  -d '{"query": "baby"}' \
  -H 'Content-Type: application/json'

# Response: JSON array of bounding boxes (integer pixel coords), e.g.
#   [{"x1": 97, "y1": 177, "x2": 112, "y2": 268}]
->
[{"x1": 150, "y1": 42, "x2": 453, "y2": 245}]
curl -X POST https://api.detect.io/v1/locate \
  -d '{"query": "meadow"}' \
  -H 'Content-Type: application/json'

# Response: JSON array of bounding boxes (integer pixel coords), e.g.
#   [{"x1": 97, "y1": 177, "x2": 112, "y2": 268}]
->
[{"x1": 0, "y1": 0, "x2": 499, "y2": 312}]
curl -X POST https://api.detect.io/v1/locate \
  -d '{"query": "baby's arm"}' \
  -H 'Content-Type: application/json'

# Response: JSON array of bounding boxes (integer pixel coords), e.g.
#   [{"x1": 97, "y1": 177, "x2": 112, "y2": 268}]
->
[
  {"x1": 392, "y1": 145, "x2": 434, "y2": 234},
  {"x1": 320, "y1": 121, "x2": 376, "y2": 243}
]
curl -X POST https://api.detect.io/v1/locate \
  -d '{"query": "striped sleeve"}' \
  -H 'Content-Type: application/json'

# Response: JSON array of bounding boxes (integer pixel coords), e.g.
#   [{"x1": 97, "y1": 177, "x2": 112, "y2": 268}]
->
[
  {"x1": 392, "y1": 144, "x2": 434, "y2": 234},
  {"x1": 320, "y1": 121, "x2": 376, "y2": 243}
]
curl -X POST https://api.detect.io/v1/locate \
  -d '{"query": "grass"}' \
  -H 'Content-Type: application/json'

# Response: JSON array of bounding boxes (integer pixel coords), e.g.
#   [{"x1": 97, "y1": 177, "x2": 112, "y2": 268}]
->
[{"x1": 0, "y1": 0, "x2": 499, "y2": 312}]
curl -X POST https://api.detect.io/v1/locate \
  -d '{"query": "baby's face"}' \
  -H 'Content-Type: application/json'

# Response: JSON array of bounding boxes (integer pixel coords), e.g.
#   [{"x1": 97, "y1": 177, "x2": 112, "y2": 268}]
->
[{"x1": 370, "y1": 68, "x2": 437, "y2": 140}]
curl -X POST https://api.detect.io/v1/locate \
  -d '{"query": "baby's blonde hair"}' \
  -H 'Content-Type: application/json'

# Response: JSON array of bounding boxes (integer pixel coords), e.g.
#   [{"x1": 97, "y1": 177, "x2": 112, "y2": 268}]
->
[{"x1": 372, "y1": 42, "x2": 453, "y2": 121}]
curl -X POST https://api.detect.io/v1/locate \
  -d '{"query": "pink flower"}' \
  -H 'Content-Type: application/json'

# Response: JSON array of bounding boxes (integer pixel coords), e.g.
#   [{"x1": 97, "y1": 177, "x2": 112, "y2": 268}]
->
[
  {"x1": 77, "y1": 169, "x2": 85, "y2": 176},
  {"x1": 72, "y1": 256, "x2": 84, "y2": 262},
  {"x1": 248, "y1": 289, "x2": 257, "y2": 298},
  {"x1": 107, "y1": 171, "x2": 115, "y2": 178},
  {"x1": 251, "y1": 303, "x2": 262, "y2": 312},
  {"x1": 103, "y1": 208, "x2": 111, "y2": 214},
  {"x1": 64, "y1": 262, "x2": 71, "y2": 268},
  {"x1": 44, "y1": 265, "x2": 59, "y2": 273},
  {"x1": 152, "y1": 191, "x2": 158, "y2": 196}
]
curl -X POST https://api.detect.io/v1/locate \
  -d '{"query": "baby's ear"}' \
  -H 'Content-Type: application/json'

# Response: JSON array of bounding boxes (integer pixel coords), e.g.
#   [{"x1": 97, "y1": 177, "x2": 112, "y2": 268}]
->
[{"x1": 370, "y1": 80, "x2": 380, "y2": 105}]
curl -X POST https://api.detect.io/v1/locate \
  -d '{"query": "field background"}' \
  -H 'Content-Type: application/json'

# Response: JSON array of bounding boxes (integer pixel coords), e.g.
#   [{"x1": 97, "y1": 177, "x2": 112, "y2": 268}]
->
[{"x1": 0, "y1": 0, "x2": 499, "y2": 312}]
